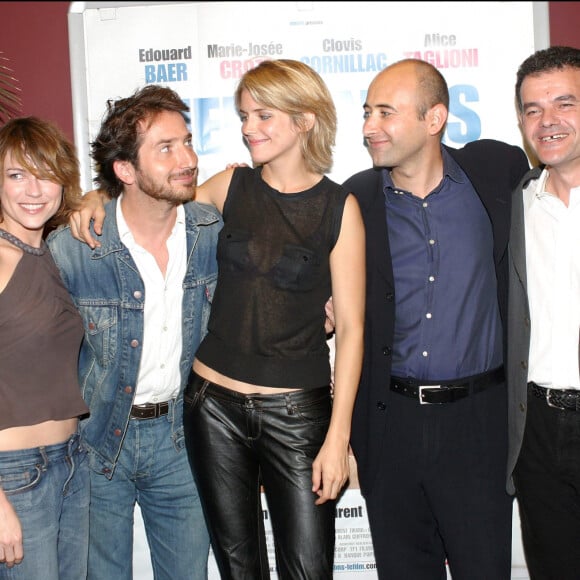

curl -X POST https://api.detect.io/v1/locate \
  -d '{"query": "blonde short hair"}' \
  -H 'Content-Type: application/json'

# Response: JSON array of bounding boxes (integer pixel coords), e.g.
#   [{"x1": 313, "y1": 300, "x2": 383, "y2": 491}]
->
[{"x1": 235, "y1": 59, "x2": 337, "y2": 175}]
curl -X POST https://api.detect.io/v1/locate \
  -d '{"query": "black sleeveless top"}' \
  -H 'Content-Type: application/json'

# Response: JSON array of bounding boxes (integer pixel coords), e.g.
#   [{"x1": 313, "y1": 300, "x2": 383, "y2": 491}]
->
[{"x1": 195, "y1": 167, "x2": 348, "y2": 388}]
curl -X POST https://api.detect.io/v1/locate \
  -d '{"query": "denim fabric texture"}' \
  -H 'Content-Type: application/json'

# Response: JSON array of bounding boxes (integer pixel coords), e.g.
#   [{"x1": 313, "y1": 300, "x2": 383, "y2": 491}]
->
[
  {"x1": 0, "y1": 433, "x2": 89, "y2": 580},
  {"x1": 88, "y1": 401, "x2": 209, "y2": 580},
  {"x1": 46, "y1": 199, "x2": 222, "y2": 578},
  {"x1": 47, "y1": 199, "x2": 222, "y2": 476}
]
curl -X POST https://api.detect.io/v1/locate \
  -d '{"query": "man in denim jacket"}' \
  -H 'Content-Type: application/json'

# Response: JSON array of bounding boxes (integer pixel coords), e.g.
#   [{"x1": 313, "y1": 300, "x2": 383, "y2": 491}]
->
[{"x1": 47, "y1": 85, "x2": 222, "y2": 580}]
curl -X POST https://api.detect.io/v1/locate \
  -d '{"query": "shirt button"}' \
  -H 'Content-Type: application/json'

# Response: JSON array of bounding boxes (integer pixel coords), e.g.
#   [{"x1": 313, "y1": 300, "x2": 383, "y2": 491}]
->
[
  {"x1": 114, "y1": 429, "x2": 122, "y2": 437},
  {"x1": 133, "y1": 290, "x2": 142, "y2": 300},
  {"x1": 422, "y1": 351, "x2": 429, "y2": 357},
  {"x1": 131, "y1": 339, "x2": 139, "y2": 348},
  {"x1": 429, "y1": 239, "x2": 435, "y2": 245},
  {"x1": 429, "y1": 276, "x2": 435, "y2": 282},
  {"x1": 426, "y1": 313, "x2": 432, "y2": 319},
  {"x1": 422, "y1": 202, "x2": 428, "y2": 208},
  {"x1": 124, "y1": 386, "x2": 133, "y2": 394}
]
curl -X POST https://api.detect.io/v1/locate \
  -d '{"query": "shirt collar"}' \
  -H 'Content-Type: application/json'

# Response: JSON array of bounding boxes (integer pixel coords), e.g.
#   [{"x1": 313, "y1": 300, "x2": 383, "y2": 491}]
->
[
  {"x1": 523, "y1": 167, "x2": 550, "y2": 212},
  {"x1": 116, "y1": 194, "x2": 186, "y2": 250},
  {"x1": 525, "y1": 167, "x2": 580, "y2": 210},
  {"x1": 381, "y1": 145, "x2": 466, "y2": 197}
]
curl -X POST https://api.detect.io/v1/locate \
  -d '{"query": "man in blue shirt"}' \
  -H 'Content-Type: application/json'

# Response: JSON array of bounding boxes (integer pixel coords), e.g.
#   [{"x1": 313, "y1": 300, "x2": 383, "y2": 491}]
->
[
  {"x1": 344, "y1": 59, "x2": 529, "y2": 579},
  {"x1": 47, "y1": 85, "x2": 222, "y2": 580}
]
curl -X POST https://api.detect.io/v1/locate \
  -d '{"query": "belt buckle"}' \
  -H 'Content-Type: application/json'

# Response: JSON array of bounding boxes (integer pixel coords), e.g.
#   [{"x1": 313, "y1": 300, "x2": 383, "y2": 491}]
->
[
  {"x1": 419, "y1": 384, "x2": 441, "y2": 405},
  {"x1": 545, "y1": 389, "x2": 566, "y2": 410}
]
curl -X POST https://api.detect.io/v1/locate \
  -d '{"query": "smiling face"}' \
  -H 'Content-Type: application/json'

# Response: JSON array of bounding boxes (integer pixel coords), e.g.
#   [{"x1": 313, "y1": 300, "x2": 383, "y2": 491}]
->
[
  {"x1": 0, "y1": 151, "x2": 63, "y2": 244},
  {"x1": 362, "y1": 61, "x2": 447, "y2": 171},
  {"x1": 519, "y1": 66, "x2": 580, "y2": 172},
  {"x1": 131, "y1": 110, "x2": 199, "y2": 204},
  {"x1": 238, "y1": 88, "x2": 303, "y2": 167}
]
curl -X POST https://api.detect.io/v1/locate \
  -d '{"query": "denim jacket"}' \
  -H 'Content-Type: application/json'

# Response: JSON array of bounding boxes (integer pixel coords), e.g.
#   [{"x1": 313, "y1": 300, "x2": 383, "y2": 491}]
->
[{"x1": 47, "y1": 199, "x2": 222, "y2": 477}]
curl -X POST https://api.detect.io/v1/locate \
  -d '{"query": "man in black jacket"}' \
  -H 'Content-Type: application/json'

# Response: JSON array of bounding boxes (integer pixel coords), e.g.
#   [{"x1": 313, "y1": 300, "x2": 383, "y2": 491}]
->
[
  {"x1": 344, "y1": 58, "x2": 529, "y2": 579},
  {"x1": 507, "y1": 46, "x2": 580, "y2": 580}
]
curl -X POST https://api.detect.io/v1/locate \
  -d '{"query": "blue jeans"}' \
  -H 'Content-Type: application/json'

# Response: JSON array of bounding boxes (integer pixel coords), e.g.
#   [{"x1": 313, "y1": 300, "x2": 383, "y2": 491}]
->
[
  {"x1": 87, "y1": 399, "x2": 210, "y2": 580},
  {"x1": 0, "y1": 433, "x2": 89, "y2": 580}
]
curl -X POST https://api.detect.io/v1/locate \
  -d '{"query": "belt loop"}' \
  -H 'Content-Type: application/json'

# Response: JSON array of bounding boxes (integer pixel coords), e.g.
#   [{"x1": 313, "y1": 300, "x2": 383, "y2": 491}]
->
[
  {"x1": 39, "y1": 446, "x2": 49, "y2": 471},
  {"x1": 67, "y1": 432, "x2": 78, "y2": 455},
  {"x1": 198, "y1": 379, "x2": 210, "y2": 402},
  {"x1": 285, "y1": 394, "x2": 295, "y2": 415}
]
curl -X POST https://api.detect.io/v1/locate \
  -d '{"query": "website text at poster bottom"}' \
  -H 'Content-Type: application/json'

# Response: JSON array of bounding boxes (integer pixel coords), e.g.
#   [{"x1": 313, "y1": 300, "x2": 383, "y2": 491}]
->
[{"x1": 334, "y1": 562, "x2": 377, "y2": 572}]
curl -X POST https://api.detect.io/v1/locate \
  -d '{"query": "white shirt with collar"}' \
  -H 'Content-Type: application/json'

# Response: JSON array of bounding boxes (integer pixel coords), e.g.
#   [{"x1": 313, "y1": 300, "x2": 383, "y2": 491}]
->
[
  {"x1": 116, "y1": 196, "x2": 187, "y2": 404},
  {"x1": 524, "y1": 168, "x2": 580, "y2": 390}
]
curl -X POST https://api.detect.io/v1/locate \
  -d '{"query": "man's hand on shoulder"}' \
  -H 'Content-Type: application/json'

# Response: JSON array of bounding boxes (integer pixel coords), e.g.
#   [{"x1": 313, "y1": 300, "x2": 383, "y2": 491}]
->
[{"x1": 69, "y1": 189, "x2": 109, "y2": 249}]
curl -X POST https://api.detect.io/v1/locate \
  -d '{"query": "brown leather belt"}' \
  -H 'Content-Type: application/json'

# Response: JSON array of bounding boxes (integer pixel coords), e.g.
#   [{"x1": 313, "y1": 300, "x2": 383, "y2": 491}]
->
[
  {"x1": 390, "y1": 366, "x2": 505, "y2": 405},
  {"x1": 130, "y1": 401, "x2": 170, "y2": 420}
]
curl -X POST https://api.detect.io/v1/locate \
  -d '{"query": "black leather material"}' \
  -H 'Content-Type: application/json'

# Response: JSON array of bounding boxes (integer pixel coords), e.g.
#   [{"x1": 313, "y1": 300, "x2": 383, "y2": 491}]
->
[
  {"x1": 530, "y1": 382, "x2": 580, "y2": 411},
  {"x1": 184, "y1": 371, "x2": 335, "y2": 579},
  {"x1": 390, "y1": 366, "x2": 505, "y2": 404}
]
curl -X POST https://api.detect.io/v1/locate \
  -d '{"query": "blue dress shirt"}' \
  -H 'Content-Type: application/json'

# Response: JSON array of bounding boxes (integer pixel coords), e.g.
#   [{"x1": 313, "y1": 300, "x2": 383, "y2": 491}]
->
[{"x1": 385, "y1": 148, "x2": 503, "y2": 381}]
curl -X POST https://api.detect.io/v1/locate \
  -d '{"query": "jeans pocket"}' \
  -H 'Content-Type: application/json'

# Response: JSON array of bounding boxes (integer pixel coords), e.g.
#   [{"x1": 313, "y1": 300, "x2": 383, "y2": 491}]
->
[{"x1": 0, "y1": 464, "x2": 43, "y2": 497}]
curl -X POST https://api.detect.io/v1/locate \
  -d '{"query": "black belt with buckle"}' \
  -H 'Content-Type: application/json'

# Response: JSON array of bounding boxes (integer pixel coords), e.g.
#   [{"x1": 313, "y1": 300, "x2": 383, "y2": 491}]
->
[
  {"x1": 130, "y1": 401, "x2": 170, "y2": 420},
  {"x1": 529, "y1": 382, "x2": 580, "y2": 411},
  {"x1": 390, "y1": 366, "x2": 505, "y2": 405}
]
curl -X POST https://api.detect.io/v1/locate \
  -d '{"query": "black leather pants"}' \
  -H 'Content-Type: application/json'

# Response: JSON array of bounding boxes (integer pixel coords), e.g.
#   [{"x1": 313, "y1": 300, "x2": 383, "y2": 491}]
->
[{"x1": 184, "y1": 371, "x2": 335, "y2": 580}]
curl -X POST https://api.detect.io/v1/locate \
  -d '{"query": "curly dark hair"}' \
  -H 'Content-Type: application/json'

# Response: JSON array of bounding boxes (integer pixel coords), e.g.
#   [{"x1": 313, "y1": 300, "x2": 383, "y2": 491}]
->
[
  {"x1": 515, "y1": 46, "x2": 580, "y2": 112},
  {"x1": 91, "y1": 85, "x2": 190, "y2": 197}
]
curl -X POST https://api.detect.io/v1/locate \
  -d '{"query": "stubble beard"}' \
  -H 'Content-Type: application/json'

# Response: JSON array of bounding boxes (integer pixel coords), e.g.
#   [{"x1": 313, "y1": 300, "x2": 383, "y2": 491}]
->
[{"x1": 136, "y1": 169, "x2": 196, "y2": 205}]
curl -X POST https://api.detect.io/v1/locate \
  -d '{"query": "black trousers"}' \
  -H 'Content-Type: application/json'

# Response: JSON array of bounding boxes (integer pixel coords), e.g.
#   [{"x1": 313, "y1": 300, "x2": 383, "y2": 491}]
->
[
  {"x1": 514, "y1": 385, "x2": 580, "y2": 580},
  {"x1": 364, "y1": 380, "x2": 512, "y2": 580},
  {"x1": 183, "y1": 372, "x2": 335, "y2": 580}
]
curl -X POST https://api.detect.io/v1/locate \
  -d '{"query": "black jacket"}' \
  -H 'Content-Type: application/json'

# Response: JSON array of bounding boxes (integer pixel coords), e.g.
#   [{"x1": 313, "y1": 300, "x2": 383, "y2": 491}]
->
[{"x1": 343, "y1": 139, "x2": 530, "y2": 496}]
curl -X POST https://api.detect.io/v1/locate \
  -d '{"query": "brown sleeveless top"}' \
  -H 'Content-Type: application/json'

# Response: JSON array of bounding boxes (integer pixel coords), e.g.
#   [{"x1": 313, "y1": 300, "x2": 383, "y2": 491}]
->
[{"x1": 0, "y1": 231, "x2": 88, "y2": 429}]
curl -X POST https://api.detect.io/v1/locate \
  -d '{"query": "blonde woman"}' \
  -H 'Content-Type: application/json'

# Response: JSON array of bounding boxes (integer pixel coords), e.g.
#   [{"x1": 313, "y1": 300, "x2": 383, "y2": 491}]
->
[{"x1": 69, "y1": 60, "x2": 365, "y2": 579}]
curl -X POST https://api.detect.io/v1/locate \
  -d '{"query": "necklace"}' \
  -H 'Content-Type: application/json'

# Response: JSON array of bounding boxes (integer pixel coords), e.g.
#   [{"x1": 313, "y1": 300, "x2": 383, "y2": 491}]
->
[{"x1": 0, "y1": 228, "x2": 46, "y2": 256}]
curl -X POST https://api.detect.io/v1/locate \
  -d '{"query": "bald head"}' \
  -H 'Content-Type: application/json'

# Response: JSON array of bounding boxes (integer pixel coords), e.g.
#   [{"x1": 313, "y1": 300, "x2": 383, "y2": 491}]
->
[
  {"x1": 362, "y1": 58, "x2": 450, "y2": 171},
  {"x1": 370, "y1": 59, "x2": 450, "y2": 119}
]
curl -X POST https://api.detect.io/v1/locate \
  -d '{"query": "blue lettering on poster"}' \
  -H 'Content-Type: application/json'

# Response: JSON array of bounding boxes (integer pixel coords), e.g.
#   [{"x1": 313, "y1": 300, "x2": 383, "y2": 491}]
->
[
  {"x1": 446, "y1": 84, "x2": 481, "y2": 143},
  {"x1": 193, "y1": 96, "x2": 238, "y2": 155},
  {"x1": 189, "y1": 83, "x2": 481, "y2": 154}
]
